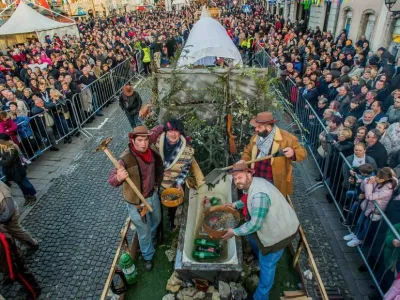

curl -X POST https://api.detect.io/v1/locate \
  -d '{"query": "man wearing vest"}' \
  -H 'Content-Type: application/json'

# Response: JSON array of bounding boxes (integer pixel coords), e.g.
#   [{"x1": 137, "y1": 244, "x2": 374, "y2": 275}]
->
[
  {"x1": 148, "y1": 118, "x2": 195, "y2": 230},
  {"x1": 238, "y1": 112, "x2": 307, "y2": 197},
  {"x1": 108, "y1": 126, "x2": 164, "y2": 271},
  {"x1": 222, "y1": 163, "x2": 299, "y2": 300},
  {"x1": 142, "y1": 42, "x2": 152, "y2": 76}
]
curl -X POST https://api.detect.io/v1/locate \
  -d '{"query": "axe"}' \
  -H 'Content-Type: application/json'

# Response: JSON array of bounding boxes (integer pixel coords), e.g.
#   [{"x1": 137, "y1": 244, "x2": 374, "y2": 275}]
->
[{"x1": 96, "y1": 137, "x2": 153, "y2": 212}]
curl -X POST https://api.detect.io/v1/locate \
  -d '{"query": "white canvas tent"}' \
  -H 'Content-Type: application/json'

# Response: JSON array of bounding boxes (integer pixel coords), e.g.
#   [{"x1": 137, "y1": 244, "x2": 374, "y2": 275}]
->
[
  {"x1": 177, "y1": 7, "x2": 242, "y2": 67},
  {"x1": 0, "y1": 1, "x2": 78, "y2": 47}
]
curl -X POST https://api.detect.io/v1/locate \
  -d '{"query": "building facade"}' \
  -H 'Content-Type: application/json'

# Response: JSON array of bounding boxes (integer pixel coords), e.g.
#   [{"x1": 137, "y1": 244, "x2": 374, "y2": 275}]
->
[{"x1": 268, "y1": 0, "x2": 400, "y2": 57}]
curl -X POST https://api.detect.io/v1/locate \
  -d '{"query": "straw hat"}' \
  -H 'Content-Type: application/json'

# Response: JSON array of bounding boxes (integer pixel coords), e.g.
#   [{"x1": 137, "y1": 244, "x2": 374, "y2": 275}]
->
[{"x1": 249, "y1": 112, "x2": 279, "y2": 127}]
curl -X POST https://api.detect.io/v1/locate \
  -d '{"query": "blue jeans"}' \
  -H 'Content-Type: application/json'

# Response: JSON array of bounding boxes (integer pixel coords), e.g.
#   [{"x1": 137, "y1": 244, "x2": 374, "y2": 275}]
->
[
  {"x1": 126, "y1": 192, "x2": 161, "y2": 261},
  {"x1": 354, "y1": 212, "x2": 370, "y2": 241},
  {"x1": 249, "y1": 234, "x2": 284, "y2": 300},
  {"x1": 15, "y1": 176, "x2": 36, "y2": 197},
  {"x1": 124, "y1": 111, "x2": 142, "y2": 129}
]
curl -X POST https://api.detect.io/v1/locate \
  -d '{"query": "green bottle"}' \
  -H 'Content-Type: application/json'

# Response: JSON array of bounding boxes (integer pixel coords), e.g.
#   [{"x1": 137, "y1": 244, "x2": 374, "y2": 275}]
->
[
  {"x1": 197, "y1": 246, "x2": 220, "y2": 254},
  {"x1": 193, "y1": 251, "x2": 221, "y2": 259},
  {"x1": 119, "y1": 253, "x2": 137, "y2": 284},
  {"x1": 194, "y1": 238, "x2": 222, "y2": 249},
  {"x1": 210, "y1": 197, "x2": 220, "y2": 206}
]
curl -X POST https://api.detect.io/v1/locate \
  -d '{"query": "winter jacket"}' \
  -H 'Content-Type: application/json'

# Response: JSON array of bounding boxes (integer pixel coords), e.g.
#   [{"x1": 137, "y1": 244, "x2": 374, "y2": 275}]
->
[
  {"x1": 0, "y1": 119, "x2": 19, "y2": 145},
  {"x1": 0, "y1": 149, "x2": 26, "y2": 182},
  {"x1": 386, "y1": 123, "x2": 400, "y2": 155},
  {"x1": 119, "y1": 91, "x2": 142, "y2": 116},
  {"x1": 241, "y1": 127, "x2": 307, "y2": 197},
  {"x1": 360, "y1": 178, "x2": 397, "y2": 218},
  {"x1": 387, "y1": 106, "x2": 400, "y2": 124},
  {"x1": 14, "y1": 116, "x2": 33, "y2": 139},
  {"x1": 366, "y1": 142, "x2": 388, "y2": 169}
]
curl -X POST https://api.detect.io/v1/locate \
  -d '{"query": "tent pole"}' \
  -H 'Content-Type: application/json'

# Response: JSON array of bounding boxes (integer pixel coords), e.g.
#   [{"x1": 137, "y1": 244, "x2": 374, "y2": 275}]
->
[{"x1": 0, "y1": 2, "x2": 16, "y2": 17}]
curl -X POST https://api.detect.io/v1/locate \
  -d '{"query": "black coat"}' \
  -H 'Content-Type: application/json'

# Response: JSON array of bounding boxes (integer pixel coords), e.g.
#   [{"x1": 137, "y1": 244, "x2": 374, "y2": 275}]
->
[
  {"x1": 0, "y1": 149, "x2": 27, "y2": 182},
  {"x1": 366, "y1": 142, "x2": 388, "y2": 169},
  {"x1": 119, "y1": 91, "x2": 142, "y2": 115}
]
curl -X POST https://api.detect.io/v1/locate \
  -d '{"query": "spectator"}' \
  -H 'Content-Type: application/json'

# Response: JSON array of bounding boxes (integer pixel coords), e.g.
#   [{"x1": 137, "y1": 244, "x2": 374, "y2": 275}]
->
[
  {"x1": 376, "y1": 122, "x2": 391, "y2": 154},
  {"x1": 332, "y1": 127, "x2": 354, "y2": 157},
  {"x1": 48, "y1": 89, "x2": 72, "y2": 144},
  {"x1": 339, "y1": 66, "x2": 351, "y2": 84},
  {"x1": 386, "y1": 122, "x2": 400, "y2": 157},
  {"x1": 322, "y1": 108, "x2": 335, "y2": 125},
  {"x1": 357, "y1": 110, "x2": 376, "y2": 132},
  {"x1": 335, "y1": 86, "x2": 351, "y2": 116},
  {"x1": 387, "y1": 96, "x2": 400, "y2": 124},
  {"x1": 0, "y1": 111, "x2": 18, "y2": 145},
  {"x1": 375, "y1": 80, "x2": 390, "y2": 103},
  {"x1": 344, "y1": 167, "x2": 397, "y2": 247},
  {"x1": 365, "y1": 129, "x2": 388, "y2": 169},
  {"x1": 359, "y1": 70, "x2": 373, "y2": 87},
  {"x1": 344, "y1": 116, "x2": 357, "y2": 136},
  {"x1": 31, "y1": 95, "x2": 59, "y2": 151},
  {"x1": 9, "y1": 112, "x2": 39, "y2": 159},
  {"x1": 371, "y1": 100, "x2": 387, "y2": 123}
]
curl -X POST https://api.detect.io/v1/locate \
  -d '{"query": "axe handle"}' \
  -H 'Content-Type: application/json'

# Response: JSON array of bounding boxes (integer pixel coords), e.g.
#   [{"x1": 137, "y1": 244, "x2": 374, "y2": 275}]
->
[
  {"x1": 220, "y1": 154, "x2": 274, "y2": 171},
  {"x1": 104, "y1": 149, "x2": 154, "y2": 212}
]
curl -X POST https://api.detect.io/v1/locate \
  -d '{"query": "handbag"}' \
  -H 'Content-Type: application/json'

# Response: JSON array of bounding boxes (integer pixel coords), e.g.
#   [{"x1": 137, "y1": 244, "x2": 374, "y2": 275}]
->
[{"x1": 43, "y1": 112, "x2": 54, "y2": 127}]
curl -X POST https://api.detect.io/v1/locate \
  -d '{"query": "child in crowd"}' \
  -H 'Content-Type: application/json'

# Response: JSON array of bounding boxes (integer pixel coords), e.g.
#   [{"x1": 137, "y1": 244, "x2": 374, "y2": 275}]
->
[{"x1": 342, "y1": 163, "x2": 374, "y2": 226}]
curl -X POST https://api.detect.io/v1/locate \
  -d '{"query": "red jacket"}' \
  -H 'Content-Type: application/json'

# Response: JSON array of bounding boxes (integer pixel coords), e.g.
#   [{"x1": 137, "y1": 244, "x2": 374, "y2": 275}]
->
[{"x1": 0, "y1": 119, "x2": 19, "y2": 145}]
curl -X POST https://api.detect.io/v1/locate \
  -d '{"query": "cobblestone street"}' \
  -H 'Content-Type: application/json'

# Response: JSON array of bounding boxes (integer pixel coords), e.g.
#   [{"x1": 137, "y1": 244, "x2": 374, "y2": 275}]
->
[{"x1": 0, "y1": 106, "x2": 133, "y2": 299}]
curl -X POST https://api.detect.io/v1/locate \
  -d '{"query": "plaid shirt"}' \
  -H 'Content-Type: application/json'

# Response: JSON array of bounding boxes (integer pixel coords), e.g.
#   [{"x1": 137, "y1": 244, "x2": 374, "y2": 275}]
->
[
  {"x1": 233, "y1": 192, "x2": 271, "y2": 236},
  {"x1": 254, "y1": 159, "x2": 273, "y2": 183}
]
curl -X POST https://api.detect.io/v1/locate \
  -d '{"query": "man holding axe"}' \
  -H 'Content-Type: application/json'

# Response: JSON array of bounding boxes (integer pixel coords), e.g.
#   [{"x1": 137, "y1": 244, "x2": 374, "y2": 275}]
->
[
  {"x1": 238, "y1": 112, "x2": 307, "y2": 197},
  {"x1": 108, "y1": 126, "x2": 164, "y2": 271}
]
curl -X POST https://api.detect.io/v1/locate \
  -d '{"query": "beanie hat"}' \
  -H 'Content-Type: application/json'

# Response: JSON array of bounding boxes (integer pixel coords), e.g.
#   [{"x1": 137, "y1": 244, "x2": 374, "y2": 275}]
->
[{"x1": 164, "y1": 118, "x2": 185, "y2": 135}]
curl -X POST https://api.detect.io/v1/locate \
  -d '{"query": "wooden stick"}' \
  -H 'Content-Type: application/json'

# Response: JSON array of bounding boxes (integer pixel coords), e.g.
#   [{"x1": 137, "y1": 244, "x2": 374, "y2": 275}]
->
[
  {"x1": 220, "y1": 154, "x2": 274, "y2": 171},
  {"x1": 292, "y1": 240, "x2": 304, "y2": 269},
  {"x1": 287, "y1": 196, "x2": 329, "y2": 300},
  {"x1": 103, "y1": 148, "x2": 153, "y2": 212},
  {"x1": 100, "y1": 217, "x2": 131, "y2": 300}
]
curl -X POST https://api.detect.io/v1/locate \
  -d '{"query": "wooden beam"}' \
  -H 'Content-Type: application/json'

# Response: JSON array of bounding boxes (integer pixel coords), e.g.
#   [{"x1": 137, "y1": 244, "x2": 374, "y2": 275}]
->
[
  {"x1": 287, "y1": 196, "x2": 329, "y2": 300},
  {"x1": 283, "y1": 290, "x2": 307, "y2": 297},
  {"x1": 100, "y1": 217, "x2": 131, "y2": 300}
]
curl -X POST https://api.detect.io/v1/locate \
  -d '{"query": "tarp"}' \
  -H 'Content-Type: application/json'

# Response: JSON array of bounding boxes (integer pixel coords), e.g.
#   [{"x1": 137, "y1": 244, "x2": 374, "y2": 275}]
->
[
  {"x1": 0, "y1": 1, "x2": 77, "y2": 36},
  {"x1": 177, "y1": 7, "x2": 242, "y2": 67}
]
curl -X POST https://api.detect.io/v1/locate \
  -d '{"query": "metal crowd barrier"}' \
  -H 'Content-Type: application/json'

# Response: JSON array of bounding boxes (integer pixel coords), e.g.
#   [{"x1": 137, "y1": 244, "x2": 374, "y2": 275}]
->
[{"x1": 254, "y1": 43, "x2": 400, "y2": 297}]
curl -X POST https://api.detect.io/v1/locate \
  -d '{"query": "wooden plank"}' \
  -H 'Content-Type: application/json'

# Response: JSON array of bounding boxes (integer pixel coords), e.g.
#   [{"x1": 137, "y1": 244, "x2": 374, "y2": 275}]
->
[
  {"x1": 100, "y1": 217, "x2": 131, "y2": 300},
  {"x1": 292, "y1": 241, "x2": 304, "y2": 268},
  {"x1": 287, "y1": 196, "x2": 329, "y2": 300},
  {"x1": 284, "y1": 290, "x2": 307, "y2": 297}
]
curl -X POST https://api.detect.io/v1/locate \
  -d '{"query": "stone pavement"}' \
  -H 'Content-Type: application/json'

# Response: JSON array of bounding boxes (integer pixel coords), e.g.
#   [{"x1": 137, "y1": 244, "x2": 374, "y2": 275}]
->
[
  {"x1": 291, "y1": 158, "x2": 374, "y2": 300},
  {"x1": 0, "y1": 102, "x2": 134, "y2": 299}
]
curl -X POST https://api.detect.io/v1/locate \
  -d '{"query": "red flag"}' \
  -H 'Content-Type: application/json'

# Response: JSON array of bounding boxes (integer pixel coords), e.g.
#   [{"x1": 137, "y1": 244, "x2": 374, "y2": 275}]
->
[{"x1": 37, "y1": 0, "x2": 51, "y2": 10}]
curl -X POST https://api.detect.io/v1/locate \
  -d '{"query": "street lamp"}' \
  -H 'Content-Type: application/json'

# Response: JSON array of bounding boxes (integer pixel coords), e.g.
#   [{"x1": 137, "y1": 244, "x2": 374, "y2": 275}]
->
[{"x1": 384, "y1": 0, "x2": 400, "y2": 16}]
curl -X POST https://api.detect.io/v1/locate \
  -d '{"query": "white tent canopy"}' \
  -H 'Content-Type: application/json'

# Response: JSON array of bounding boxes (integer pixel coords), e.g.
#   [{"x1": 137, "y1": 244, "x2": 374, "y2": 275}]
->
[
  {"x1": 177, "y1": 8, "x2": 242, "y2": 67},
  {"x1": 0, "y1": 1, "x2": 78, "y2": 41}
]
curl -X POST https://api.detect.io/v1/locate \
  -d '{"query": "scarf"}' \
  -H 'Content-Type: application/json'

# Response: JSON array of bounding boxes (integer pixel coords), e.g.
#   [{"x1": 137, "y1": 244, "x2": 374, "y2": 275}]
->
[
  {"x1": 352, "y1": 154, "x2": 366, "y2": 167},
  {"x1": 256, "y1": 126, "x2": 276, "y2": 158},
  {"x1": 130, "y1": 143, "x2": 153, "y2": 164},
  {"x1": 164, "y1": 136, "x2": 181, "y2": 164},
  {"x1": 241, "y1": 193, "x2": 249, "y2": 220}
]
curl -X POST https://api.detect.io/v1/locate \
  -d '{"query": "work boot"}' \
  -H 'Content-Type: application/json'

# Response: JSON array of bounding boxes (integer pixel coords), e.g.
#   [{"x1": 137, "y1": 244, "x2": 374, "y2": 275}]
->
[
  {"x1": 23, "y1": 196, "x2": 31, "y2": 206},
  {"x1": 29, "y1": 195, "x2": 37, "y2": 206},
  {"x1": 144, "y1": 260, "x2": 153, "y2": 271}
]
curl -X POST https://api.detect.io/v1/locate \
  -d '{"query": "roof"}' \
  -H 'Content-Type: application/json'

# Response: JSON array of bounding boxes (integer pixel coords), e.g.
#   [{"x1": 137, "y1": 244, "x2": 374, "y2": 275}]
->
[
  {"x1": 0, "y1": 1, "x2": 75, "y2": 36},
  {"x1": 177, "y1": 7, "x2": 242, "y2": 67}
]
